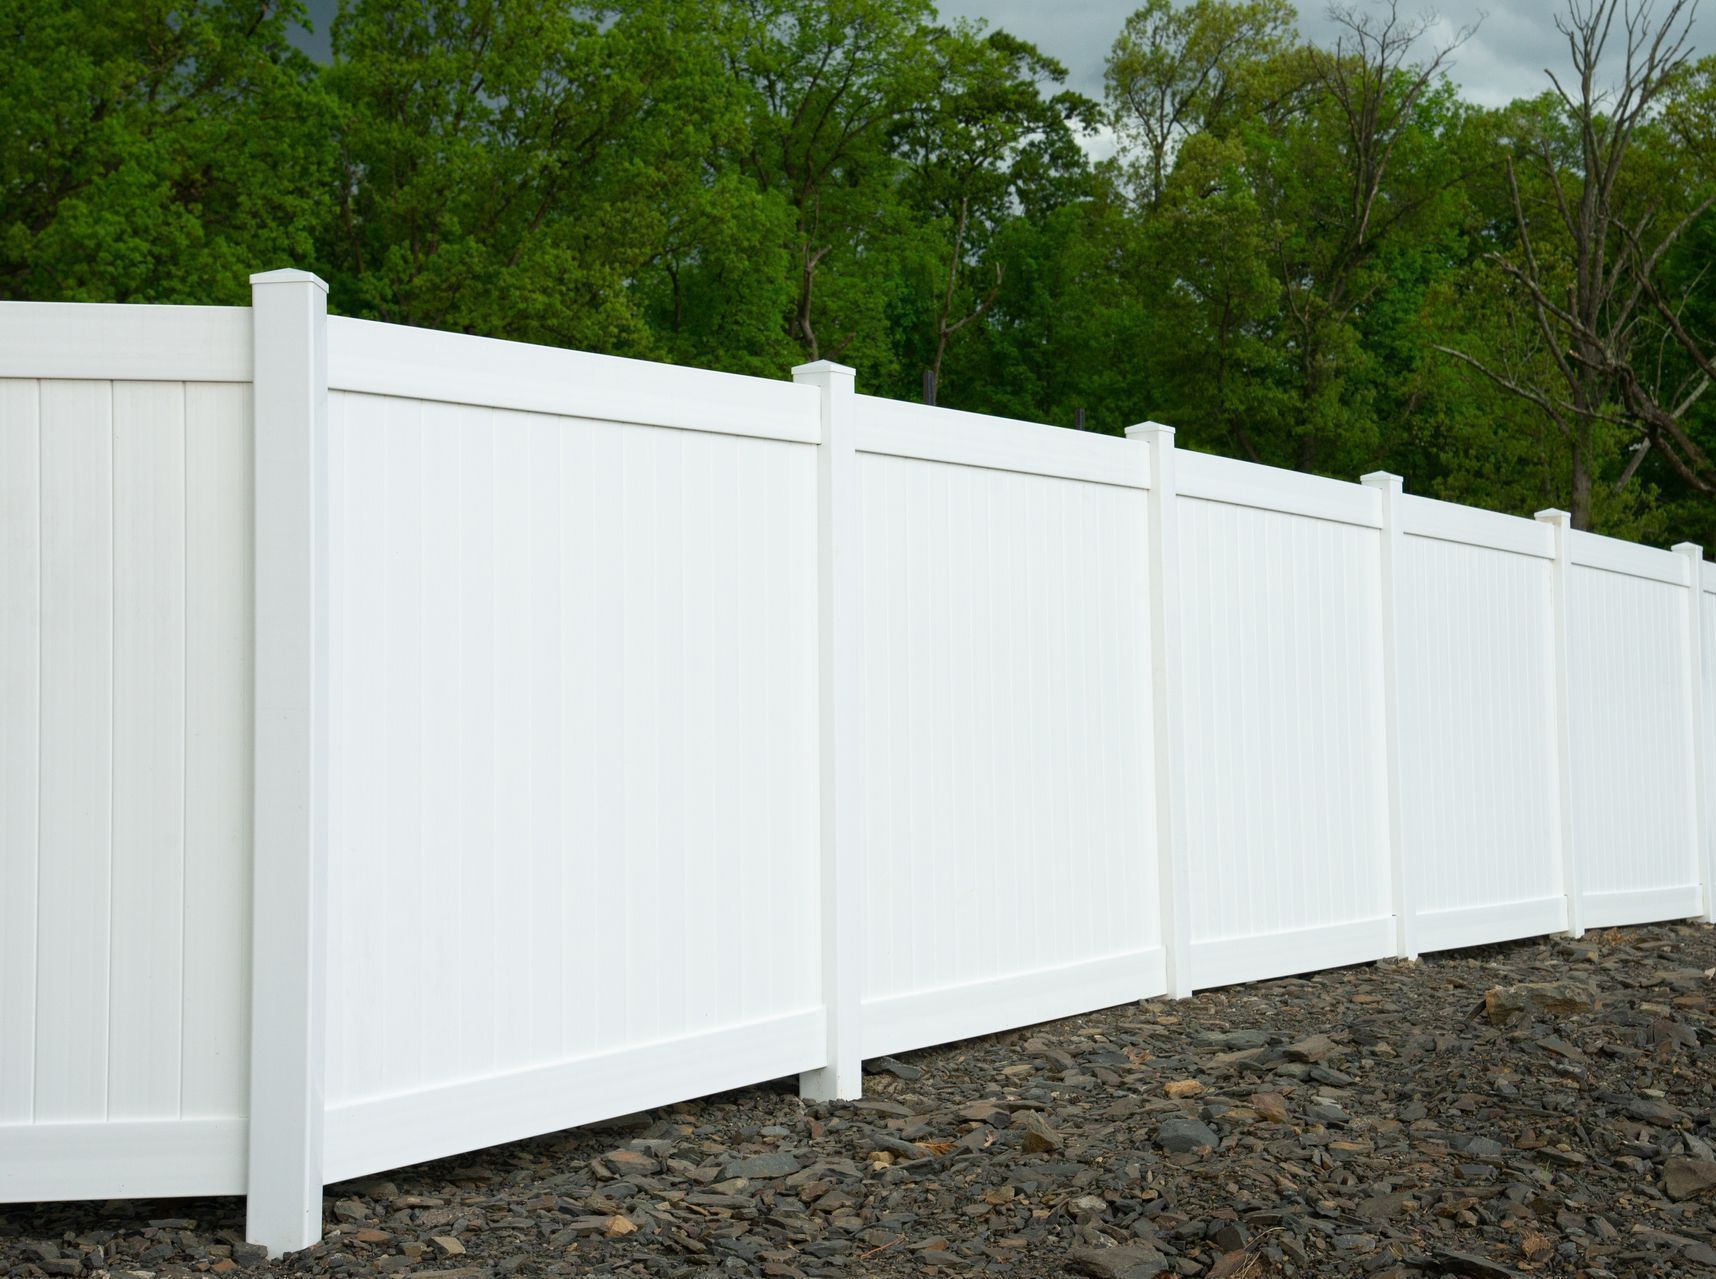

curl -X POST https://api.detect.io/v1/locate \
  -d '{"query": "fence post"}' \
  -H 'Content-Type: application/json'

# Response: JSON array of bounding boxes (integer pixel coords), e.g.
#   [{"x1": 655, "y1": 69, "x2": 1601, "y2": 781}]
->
[
  {"x1": 246, "y1": 270, "x2": 331, "y2": 1254},
  {"x1": 1674, "y1": 543, "x2": 1713, "y2": 923},
  {"x1": 1126, "y1": 423, "x2": 1193, "y2": 999},
  {"x1": 1536, "y1": 509, "x2": 1583, "y2": 939},
  {"x1": 794, "y1": 361, "x2": 864, "y2": 1100},
  {"x1": 1361, "y1": 473, "x2": 1416, "y2": 960}
]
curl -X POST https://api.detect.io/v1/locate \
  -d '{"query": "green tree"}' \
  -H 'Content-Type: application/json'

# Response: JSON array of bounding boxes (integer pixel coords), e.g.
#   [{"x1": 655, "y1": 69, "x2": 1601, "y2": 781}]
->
[
  {"x1": 894, "y1": 26, "x2": 1097, "y2": 402},
  {"x1": 324, "y1": 0, "x2": 755, "y2": 354},
  {"x1": 1105, "y1": 0, "x2": 1478, "y2": 479},
  {"x1": 936, "y1": 169, "x2": 1154, "y2": 432},
  {"x1": 724, "y1": 0, "x2": 938, "y2": 376},
  {"x1": 0, "y1": 0, "x2": 335, "y2": 303},
  {"x1": 1105, "y1": 0, "x2": 1299, "y2": 207}
]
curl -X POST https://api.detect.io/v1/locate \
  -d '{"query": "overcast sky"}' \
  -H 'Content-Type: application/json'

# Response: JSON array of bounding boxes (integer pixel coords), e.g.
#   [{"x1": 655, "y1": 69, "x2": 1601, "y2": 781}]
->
[{"x1": 941, "y1": 1, "x2": 1715, "y2": 108}]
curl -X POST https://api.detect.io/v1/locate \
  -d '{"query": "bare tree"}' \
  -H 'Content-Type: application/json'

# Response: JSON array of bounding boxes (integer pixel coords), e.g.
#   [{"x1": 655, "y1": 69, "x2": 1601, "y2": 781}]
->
[
  {"x1": 1437, "y1": 0, "x2": 1714, "y2": 527},
  {"x1": 1311, "y1": 2, "x2": 1478, "y2": 271}
]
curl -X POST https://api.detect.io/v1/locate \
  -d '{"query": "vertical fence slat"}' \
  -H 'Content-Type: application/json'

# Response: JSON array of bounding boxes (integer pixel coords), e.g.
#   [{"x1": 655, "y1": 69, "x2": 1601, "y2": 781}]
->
[
  {"x1": 1676, "y1": 543, "x2": 1712, "y2": 923},
  {"x1": 109, "y1": 382, "x2": 188, "y2": 1120},
  {"x1": 794, "y1": 361, "x2": 863, "y2": 1100},
  {"x1": 36, "y1": 380, "x2": 115, "y2": 1122},
  {"x1": 182, "y1": 383, "x2": 254, "y2": 1121},
  {"x1": 0, "y1": 379, "x2": 41, "y2": 1124},
  {"x1": 1537, "y1": 509, "x2": 1583, "y2": 938},
  {"x1": 246, "y1": 270, "x2": 330, "y2": 1255},
  {"x1": 1362, "y1": 473, "x2": 1415, "y2": 959},
  {"x1": 1128, "y1": 423, "x2": 1192, "y2": 998}
]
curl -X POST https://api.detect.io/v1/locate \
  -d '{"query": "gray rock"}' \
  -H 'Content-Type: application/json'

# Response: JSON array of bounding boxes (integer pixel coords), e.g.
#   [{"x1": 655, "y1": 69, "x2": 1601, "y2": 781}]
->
[
  {"x1": 1663, "y1": 1156, "x2": 1716, "y2": 1201},
  {"x1": 1065, "y1": 1242, "x2": 1168, "y2": 1279},
  {"x1": 230, "y1": 1243, "x2": 270, "y2": 1267},
  {"x1": 1483, "y1": 980, "x2": 1598, "y2": 1025},
  {"x1": 1016, "y1": 1109, "x2": 1064, "y2": 1153},
  {"x1": 1356, "y1": 1190, "x2": 1416, "y2": 1221},
  {"x1": 1429, "y1": 1250, "x2": 1522, "y2": 1278},
  {"x1": 1624, "y1": 1097, "x2": 1687, "y2": 1125},
  {"x1": 863, "y1": 1056, "x2": 923, "y2": 1081},
  {"x1": 1281, "y1": 1033, "x2": 1338, "y2": 1062},
  {"x1": 1204, "y1": 1030, "x2": 1270, "y2": 1050},
  {"x1": 1155, "y1": 1117, "x2": 1220, "y2": 1153},
  {"x1": 1460, "y1": 1135, "x2": 1505, "y2": 1158},
  {"x1": 721, "y1": 1152, "x2": 800, "y2": 1180}
]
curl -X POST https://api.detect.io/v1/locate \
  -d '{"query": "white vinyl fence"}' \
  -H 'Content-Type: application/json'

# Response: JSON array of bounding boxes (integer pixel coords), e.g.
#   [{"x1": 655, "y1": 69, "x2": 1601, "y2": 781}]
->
[{"x1": 2, "y1": 272, "x2": 1713, "y2": 1253}]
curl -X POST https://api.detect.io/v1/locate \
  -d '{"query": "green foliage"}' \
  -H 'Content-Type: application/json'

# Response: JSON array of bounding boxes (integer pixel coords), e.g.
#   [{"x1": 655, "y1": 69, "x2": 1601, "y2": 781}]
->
[
  {"x1": 0, "y1": 0, "x2": 334, "y2": 303},
  {"x1": 322, "y1": 0, "x2": 758, "y2": 354},
  {"x1": 1105, "y1": 0, "x2": 1298, "y2": 206},
  {"x1": 6, "y1": 0, "x2": 1716, "y2": 545}
]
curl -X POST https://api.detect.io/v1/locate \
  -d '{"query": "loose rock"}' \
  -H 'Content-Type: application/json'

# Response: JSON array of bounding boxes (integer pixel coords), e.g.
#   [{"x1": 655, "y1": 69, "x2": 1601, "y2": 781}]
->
[
  {"x1": 721, "y1": 1151, "x2": 799, "y2": 1180},
  {"x1": 1483, "y1": 979, "x2": 1599, "y2": 1024},
  {"x1": 1065, "y1": 1242, "x2": 1168, "y2": 1278},
  {"x1": 1663, "y1": 1155, "x2": 1716, "y2": 1200},
  {"x1": 1155, "y1": 1116, "x2": 1220, "y2": 1152}
]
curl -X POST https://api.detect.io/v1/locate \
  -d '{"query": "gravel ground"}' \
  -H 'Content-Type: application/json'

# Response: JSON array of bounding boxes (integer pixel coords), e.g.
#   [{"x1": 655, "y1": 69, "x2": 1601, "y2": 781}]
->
[{"x1": 5, "y1": 923, "x2": 1715, "y2": 1279}]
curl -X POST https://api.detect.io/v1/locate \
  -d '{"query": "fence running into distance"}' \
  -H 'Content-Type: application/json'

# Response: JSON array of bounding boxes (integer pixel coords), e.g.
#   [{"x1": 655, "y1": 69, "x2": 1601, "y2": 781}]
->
[{"x1": 2, "y1": 272, "x2": 1713, "y2": 1253}]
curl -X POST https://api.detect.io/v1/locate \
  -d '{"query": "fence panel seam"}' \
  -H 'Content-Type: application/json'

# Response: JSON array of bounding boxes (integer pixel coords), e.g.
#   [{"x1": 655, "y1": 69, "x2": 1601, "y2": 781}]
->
[
  {"x1": 1362, "y1": 473, "x2": 1415, "y2": 960},
  {"x1": 1537, "y1": 509, "x2": 1583, "y2": 939},
  {"x1": 1128, "y1": 423, "x2": 1192, "y2": 998},
  {"x1": 1675, "y1": 543, "x2": 1712, "y2": 923}
]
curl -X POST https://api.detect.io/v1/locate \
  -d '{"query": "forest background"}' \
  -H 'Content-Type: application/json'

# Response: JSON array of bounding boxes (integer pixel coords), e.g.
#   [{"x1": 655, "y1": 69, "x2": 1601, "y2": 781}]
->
[{"x1": 6, "y1": 0, "x2": 1716, "y2": 545}]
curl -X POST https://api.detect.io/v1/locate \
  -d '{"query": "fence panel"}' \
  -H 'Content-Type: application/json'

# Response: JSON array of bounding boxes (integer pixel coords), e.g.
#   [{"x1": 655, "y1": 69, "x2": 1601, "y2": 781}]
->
[
  {"x1": 1393, "y1": 497, "x2": 1567, "y2": 951},
  {"x1": 851, "y1": 397, "x2": 1162, "y2": 1056},
  {"x1": 1174, "y1": 452, "x2": 1394, "y2": 987},
  {"x1": 1567, "y1": 532, "x2": 1702, "y2": 927},
  {"x1": 320, "y1": 319, "x2": 826, "y2": 1185},
  {"x1": 0, "y1": 305, "x2": 254, "y2": 1200}
]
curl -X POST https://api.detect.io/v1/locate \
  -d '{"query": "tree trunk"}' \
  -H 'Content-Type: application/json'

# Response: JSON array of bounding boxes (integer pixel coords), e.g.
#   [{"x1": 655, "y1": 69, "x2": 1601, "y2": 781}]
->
[{"x1": 1570, "y1": 428, "x2": 1592, "y2": 530}]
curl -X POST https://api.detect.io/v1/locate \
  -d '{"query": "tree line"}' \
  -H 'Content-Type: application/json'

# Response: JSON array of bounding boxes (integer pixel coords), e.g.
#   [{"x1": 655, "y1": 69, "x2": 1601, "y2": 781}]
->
[{"x1": 5, "y1": 0, "x2": 1715, "y2": 546}]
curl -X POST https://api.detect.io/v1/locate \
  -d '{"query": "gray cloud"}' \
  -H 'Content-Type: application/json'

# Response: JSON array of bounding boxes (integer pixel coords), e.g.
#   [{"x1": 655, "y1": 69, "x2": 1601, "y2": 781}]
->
[{"x1": 939, "y1": 0, "x2": 1715, "y2": 108}]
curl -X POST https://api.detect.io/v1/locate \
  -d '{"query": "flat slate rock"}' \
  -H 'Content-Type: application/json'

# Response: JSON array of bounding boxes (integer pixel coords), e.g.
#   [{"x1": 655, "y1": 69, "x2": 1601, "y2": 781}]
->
[
  {"x1": 1065, "y1": 1242, "x2": 1169, "y2": 1278},
  {"x1": 720, "y1": 1152, "x2": 801, "y2": 1180}
]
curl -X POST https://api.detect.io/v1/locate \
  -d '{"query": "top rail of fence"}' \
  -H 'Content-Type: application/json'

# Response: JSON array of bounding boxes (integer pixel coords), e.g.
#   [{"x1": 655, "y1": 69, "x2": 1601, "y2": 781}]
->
[
  {"x1": 326, "y1": 315, "x2": 820, "y2": 446},
  {"x1": 1398, "y1": 492, "x2": 1555, "y2": 560},
  {"x1": 0, "y1": 301, "x2": 252, "y2": 383},
  {"x1": 1570, "y1": 527, "x2": 1693, "y2": 586},
  {"x1": 1176, "y1": 449, "x2": 1381, "y2": 529},
  {"x1": 853, "y1": 394, "x2": 1149, "y2": 489}
]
